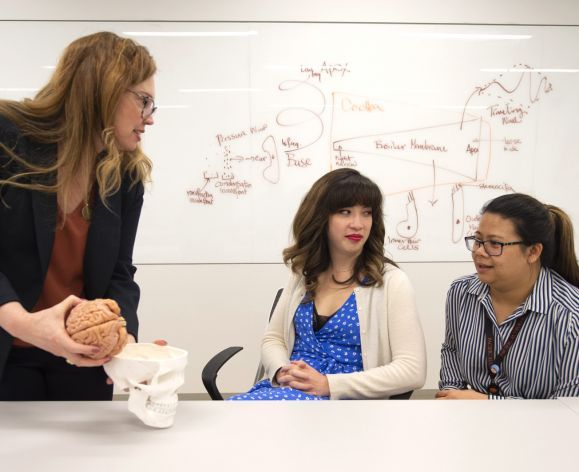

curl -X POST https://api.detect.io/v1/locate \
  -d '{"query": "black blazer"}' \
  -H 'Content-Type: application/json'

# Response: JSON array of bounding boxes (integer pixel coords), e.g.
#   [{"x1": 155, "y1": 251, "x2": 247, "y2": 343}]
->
[{"x1": 0, "y1": 115, "x2": 143, "y2": 380}]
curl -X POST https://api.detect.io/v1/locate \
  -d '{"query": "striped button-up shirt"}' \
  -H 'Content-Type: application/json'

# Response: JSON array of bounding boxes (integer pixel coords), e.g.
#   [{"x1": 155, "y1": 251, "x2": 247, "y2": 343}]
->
[{"x1": 439, "y1": 267, "x2": 579, "y2": 399}]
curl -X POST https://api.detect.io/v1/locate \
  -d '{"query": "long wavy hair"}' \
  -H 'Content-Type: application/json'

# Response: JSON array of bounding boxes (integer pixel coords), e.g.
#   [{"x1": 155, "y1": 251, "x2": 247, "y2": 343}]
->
[
  {"x1": 483, "y1": 193, "x2": 579, "y2": 287},
  {"x1": 283, "y1": 168, "x2": 397, "y2": 294},
  {"x1": 0, "y1": 31, "x2": 156, "y2": 210}
]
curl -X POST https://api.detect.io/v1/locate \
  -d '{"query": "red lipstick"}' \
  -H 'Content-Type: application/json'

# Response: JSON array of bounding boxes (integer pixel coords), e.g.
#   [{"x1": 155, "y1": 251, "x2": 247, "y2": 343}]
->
[{"x1": 346, "y1": 234, "x2": 363, "y2": 242}]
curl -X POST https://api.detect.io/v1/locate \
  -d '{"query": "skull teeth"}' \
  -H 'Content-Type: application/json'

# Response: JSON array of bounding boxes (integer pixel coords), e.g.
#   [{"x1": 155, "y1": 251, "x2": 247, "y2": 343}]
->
[{"x1": 145, "y1": 399, "x2": 178, "y2": 415}]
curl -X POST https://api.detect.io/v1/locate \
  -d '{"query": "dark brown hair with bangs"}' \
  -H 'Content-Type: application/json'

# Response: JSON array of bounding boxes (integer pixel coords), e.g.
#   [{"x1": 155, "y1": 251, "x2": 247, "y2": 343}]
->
[{"x1": 283, "y1": 168, "x2": 397, "y2": 294}]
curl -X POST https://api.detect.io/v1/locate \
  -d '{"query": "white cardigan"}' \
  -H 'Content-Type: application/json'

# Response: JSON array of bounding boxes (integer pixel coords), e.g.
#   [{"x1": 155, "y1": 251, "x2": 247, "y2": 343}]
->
[{"x1": 261, "y1": 265, "x2": 427, "y2": 399}]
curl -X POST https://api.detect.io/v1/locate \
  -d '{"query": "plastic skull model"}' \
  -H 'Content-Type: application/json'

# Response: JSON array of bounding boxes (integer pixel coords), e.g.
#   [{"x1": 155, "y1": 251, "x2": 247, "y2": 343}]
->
[{"x1": 104, "y1": 343, "x2": 188, "y2": 428}]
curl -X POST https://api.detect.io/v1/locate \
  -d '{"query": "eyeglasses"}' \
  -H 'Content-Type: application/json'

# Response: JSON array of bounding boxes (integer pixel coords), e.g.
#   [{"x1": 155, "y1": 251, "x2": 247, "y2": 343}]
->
[
  {"x1": 127, "y1": 90, "x2": 157, "y2": 119},
  {"x1": 464, "y1": 236, "x2": 525, "y2": 256}
]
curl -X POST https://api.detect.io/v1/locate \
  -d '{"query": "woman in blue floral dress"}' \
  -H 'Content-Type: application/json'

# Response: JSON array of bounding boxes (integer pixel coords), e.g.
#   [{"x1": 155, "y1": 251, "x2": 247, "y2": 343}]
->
[{"x1": 230, "y1": 169, "x2": 426, "y2": 400}]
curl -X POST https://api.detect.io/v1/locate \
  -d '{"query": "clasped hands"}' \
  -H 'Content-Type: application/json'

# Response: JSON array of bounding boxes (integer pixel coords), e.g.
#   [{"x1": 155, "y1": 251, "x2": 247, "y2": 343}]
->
[{"x1": 275, "y1": 360, "x2": 330, "y2": 397}]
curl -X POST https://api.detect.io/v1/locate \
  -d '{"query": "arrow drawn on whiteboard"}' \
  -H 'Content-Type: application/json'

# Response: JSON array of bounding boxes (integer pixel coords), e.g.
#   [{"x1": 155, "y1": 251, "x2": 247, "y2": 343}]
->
[
  {"x1": 200, "y1": 171, "x2": 219, "y2": 190},
  {"x1": 428, "y1": 160, "x2": 438, "y2": 206}
]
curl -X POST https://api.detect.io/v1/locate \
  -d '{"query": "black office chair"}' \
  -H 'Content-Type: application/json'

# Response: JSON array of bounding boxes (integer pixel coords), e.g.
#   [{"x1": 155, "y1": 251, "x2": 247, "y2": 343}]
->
[
  {"x1": 201, "y1": 288, "x2": 413, "y2": 400},
  {"x1": 202, "y1": 288, "x2": 284, "y2": 400}
]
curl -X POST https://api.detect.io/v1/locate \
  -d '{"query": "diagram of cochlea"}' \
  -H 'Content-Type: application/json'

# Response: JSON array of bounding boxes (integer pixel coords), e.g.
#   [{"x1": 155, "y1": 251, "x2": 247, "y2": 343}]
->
[
  {"x1": 329, "y1": 64, "x2": 552, "y2": 248},
  {"x1": 191, "y1": 62, "x2": 552, "y2": 252}
]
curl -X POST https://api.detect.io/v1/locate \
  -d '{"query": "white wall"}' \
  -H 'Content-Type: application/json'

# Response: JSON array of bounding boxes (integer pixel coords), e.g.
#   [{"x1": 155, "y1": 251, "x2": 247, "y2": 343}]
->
[
  {"x1": 2, "y1": 0, "x2": 579, "y2": 24},
  {"x1": 2, "y1": 0, "x2": 577, "y2": 394}
]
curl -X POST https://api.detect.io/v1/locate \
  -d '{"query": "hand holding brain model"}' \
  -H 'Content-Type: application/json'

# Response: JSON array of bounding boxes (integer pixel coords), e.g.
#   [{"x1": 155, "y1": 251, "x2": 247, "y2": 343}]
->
[{"x1": 65, "y1": 299, "x2": 128, "y2": 359}]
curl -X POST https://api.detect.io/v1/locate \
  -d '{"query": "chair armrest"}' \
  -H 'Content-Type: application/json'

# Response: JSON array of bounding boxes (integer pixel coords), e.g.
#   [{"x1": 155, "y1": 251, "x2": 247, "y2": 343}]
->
[{"x1": 201, "y1": 346, "x2": 244, "y2": 400}]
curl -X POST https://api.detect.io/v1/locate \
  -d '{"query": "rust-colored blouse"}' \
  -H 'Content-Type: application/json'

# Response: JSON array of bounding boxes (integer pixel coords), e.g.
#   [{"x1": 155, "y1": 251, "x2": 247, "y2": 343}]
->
[{"x1": 13, "y1": 203, "x2": 90, "y2": 348}]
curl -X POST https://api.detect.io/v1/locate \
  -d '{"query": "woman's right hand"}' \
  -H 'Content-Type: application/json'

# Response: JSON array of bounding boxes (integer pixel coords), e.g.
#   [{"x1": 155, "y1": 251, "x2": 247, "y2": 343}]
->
[
  {"x1": 0, "y1": 296, "x2": 107, "y2": 367},
  {"x1": 276, "y1": 360, "x2": 330, "y2": 396},
  {"x1": 274, "y1": 365, "x2": 289, "y2": 385}
]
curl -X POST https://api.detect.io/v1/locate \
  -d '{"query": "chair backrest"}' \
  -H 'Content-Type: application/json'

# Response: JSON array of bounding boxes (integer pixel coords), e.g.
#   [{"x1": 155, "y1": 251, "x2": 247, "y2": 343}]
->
[
  {"x1": 201, "y1": 288, "x2": 285, "y2": 400},
  {"x1": 253, "y1": 287, "x2": 283, "y2": 384}
]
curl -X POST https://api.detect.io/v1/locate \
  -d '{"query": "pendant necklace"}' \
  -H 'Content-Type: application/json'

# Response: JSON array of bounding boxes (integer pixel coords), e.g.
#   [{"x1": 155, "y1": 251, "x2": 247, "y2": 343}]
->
[
  {"x1": 81, "y1": 200, "x2": 92, "y2": 221},
  {"x1": 81, "y1": 187, "x2": 93, "y2": 221}
]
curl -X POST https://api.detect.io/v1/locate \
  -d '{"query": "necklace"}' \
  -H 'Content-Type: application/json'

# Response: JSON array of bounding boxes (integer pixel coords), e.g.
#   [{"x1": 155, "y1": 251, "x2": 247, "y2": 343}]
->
[
  {"x1": 81, "y1": 183, "x2": 95, "y2": 221},
  {"x1": 81, "y1": 199, "x2": 91, "y2": 221}
]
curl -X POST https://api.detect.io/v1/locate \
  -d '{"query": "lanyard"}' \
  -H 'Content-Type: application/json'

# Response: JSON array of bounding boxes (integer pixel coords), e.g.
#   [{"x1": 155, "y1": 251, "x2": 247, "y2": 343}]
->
[{"x1": 484, "y1": 312, "x2": 529, "y2": 395}]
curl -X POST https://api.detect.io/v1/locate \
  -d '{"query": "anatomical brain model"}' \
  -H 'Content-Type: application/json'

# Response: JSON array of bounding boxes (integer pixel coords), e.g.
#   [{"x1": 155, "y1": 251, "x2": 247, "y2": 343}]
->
[{"x1": 65, "y1": 299, "x2": 128, "y2": 359}]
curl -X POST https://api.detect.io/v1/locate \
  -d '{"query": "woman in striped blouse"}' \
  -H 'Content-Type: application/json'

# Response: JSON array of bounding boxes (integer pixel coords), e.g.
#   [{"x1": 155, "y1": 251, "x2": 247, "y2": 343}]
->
[{"x1": 437, "y1": 193, "x2": 579, "y2": 399}]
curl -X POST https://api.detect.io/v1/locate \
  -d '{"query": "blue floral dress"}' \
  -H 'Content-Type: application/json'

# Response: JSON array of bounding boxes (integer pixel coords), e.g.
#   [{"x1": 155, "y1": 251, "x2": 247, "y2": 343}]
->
[{"x1": 228, "y1": 291, "x2": 362, "y2": 400}]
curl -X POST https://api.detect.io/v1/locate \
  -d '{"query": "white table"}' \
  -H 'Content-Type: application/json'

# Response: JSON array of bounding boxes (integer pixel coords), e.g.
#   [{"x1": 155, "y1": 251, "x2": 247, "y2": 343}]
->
[
  {"x1": 559, "y1": 396, "x2": 579, "y2": 414},
  {"x1": 0, "y1": 399, "x2": 577, "y2": 471}
]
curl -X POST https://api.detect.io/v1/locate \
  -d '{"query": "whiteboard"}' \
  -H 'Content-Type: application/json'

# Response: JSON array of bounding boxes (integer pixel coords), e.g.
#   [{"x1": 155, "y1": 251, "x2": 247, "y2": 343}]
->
[{"x1": 1, "y1": 22, "x2": 578, "y2": 263}]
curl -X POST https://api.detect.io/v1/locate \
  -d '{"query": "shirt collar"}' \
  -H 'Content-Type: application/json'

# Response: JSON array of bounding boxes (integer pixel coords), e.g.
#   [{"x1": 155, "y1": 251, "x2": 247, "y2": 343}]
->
[
  {"x1": 522, "y1": 267, "x2": 552, "y2": 315},
  {"x1": 466, "y1": 274, "x2": 489, "y2": 300},
  {"x1": 467, "y1": 267, "x2": 553, "y2": 316}
]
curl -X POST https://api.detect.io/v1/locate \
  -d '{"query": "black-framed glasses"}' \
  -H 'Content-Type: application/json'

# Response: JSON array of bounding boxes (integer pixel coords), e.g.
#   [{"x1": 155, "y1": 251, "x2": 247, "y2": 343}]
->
[
  {"x1": 127, "y1": 90, "x2": 157, "y2": 119},
  {"x1": 464, "y1": 236, "x2": 525, "y2": 256}
]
